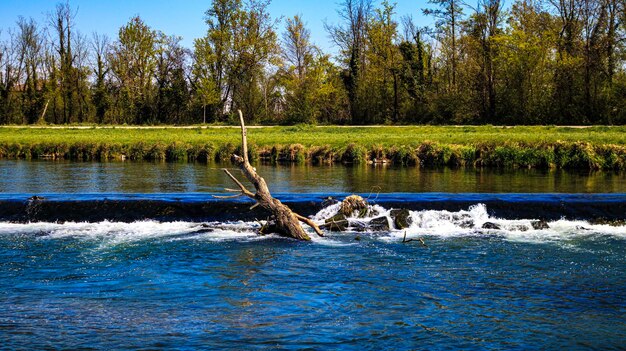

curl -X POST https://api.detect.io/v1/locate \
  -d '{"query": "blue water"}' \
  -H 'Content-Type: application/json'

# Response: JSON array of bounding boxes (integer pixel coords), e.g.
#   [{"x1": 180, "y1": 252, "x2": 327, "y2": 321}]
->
[
  {"x1": 1, "y1": 159, "x2": 625, "y2": 349},
  {"x1": 1, "y1": 211, "x2": 625, "y2": 349}
]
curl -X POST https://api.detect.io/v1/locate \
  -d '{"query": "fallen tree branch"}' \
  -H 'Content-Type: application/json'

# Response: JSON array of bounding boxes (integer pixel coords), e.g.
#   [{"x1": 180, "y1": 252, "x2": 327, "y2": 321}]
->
[
  {"x1": 225, "y1": 188, "x2": 244, "y2": 192},
  {"x1": 213, "y1": 110, "x2": 324, "y2": 240},
  {"x1": 212, "y1": 194, "x2": 244, "y2": 199},
  {"x1": 402, "y1": 231, "x2": 414, "y2": 243},
  {"x1": 402, "y1": 231, "x2": 427, "y2": 247},
  {"x1": 221, "y1": 168, "x2": 255, "y2": 199},
  {"x1": 295, "y1": 213, "x2": 324, "y2": 237}
]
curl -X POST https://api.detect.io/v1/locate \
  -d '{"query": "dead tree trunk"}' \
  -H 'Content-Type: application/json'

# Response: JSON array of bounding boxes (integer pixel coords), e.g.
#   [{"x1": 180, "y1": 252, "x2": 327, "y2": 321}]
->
[{"x1": 215, "y1": 110, "x2": 324, "y2": 241}]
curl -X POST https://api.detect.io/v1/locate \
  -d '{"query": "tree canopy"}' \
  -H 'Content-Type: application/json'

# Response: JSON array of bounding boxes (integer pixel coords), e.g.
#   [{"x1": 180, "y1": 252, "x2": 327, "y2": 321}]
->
[{"x1": 1, "y1": 0, "x2": 626, "y2": 125}]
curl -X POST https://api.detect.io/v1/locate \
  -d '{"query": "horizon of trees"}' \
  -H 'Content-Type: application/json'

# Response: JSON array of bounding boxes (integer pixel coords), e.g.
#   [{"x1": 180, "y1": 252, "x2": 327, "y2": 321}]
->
[{"x1": 1, "y1": 0, "x2": 626, "y2": 126}]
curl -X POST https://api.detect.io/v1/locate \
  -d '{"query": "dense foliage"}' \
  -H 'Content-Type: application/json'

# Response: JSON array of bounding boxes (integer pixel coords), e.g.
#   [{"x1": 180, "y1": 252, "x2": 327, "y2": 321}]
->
[{"x1": 1, "y1": 0, "x2": 626, "y2": 125}]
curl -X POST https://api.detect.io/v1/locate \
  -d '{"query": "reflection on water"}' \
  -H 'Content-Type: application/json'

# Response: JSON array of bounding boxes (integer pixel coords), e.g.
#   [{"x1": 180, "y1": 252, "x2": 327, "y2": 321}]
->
[{"x1": 0, "y1": 160, "x2": 624, "y2": 194}]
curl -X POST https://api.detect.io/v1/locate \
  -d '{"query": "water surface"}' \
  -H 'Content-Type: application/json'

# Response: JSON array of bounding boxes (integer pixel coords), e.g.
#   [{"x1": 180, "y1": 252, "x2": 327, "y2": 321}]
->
[
  {"x1": 0, "y1": 160, "x2": 624, "y2": 193},
  {"x1": 1, "y1": 160, "x2": 625, "y2": 349},
  {"x1": 1, "y1": 204, "x2": 625, "y2": 350}
]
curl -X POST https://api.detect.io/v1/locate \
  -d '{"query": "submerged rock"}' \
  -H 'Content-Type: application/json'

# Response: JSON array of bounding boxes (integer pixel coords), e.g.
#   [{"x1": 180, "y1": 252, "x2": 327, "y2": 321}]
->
[
  {"x1": 348, "y1": 220, "x2": 368, "y2": 232},
  {"x1": 191, "y1": 228, "x2": 215, "y2": 235},
  {"x1": 369, "y1": 217, "x2": 390, "y2": 231},
  {"x1": 322, "y1": 213, "x2": 349, "y2": 231},
  {"x1": 511, "y1": 224, "x2": 529, "y2": 232},
  {"x1": 321, "y1": 196, "x2": 339, "y2": 207},
  {"x1": 325, "y1": 213, "x2": 347, "y2": 223},
  {"x1": 357, "y1": 207, "x2": 379, "y2": 218},
  {"x1": 458, "y1": 220, "x2": 475, "y2": 229},
  {"x1": 531, "y1": 220, "x2": 550, "y2": 230},
  {"x1": 482, "y1": 222, "x2": 501, "y2": 230},
  {"x1": 590, "y1": 218, "x2": 626, "y2": 226},
  {"x1": 453, "y1": 213, "x2": 474, "y2": 228},
  {"x1": 390, "y1": 209, "x2": 412, "y2": 229},
  {"x1": 323, "y1": 220, "x2": 348, "y2": 232}
]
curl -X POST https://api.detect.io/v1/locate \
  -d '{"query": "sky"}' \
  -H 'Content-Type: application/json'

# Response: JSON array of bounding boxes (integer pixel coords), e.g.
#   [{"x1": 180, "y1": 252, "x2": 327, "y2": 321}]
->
[{"x1": 0, "y1": 0, "x2": 433, "y2": 53}]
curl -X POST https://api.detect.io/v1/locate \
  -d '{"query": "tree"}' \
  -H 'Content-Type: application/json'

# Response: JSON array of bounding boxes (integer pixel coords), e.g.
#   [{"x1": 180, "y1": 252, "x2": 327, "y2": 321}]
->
[
  {"x1": 280, "y1": 15, "x2": 317, "y2": 123},
  {"x1": 91, "y1": 32, "x2": 110, "y2": 123},
  {"x1": 3, "y1": 0, "x2": 626, "y2": 126},
  {"x1": 327, "y1": 0, "x2": 373, "y2": 124},
  {"x1": 154, "y1": 34, "x2": 190, "y2": 124},
  {"x1": 192, "y1": 0, "x2": 239, "y2": 121},
  {"x1": 0, "y1": 30, "x2": 20, "y2": 123},
  {"x1": 398, "y1": 17, "x2": 430, "y2": 123},
  {"x1": 72, "y1": 31, "x2": 92, "y2": 122},
  {"x1": 549, "y1": 0, "x2": 584, "y2": 123},
  {"x1": 217, "y1": 110, "x2": 324, "y2": 240},
  {"x1": 464, "y1": 0, "x2": 504, "y2": 122},
  {"x1": 580, "y1": 0, "x2": 609, "y2": 121},
  {"x1": 15, "y1": 17, "x2": 45, "y2": 124},
  {"x1": 192, "y1": 35, "x2": 221, "y2": 123},
  {"x1": 109, "y1": 16, "x2": 157, "y2": 124},
  {"x1": 365, "y1": 0, "x2": 402, "y2": 123},
  {"x1": 193, "y1": 0, "x2": 279, "y2": 123},
  {"x1": 495, "y1": 0, "x2": 556, "y2": 124},
  {"x1": 46, "y1": 2, "x2": 89, "y2": 123},
  {"x1": 229, "y1": 0, "x2": 280, "y2": 122},
  {"x1": 423, "y1": 0, "x2": 464, "y2": 89}
]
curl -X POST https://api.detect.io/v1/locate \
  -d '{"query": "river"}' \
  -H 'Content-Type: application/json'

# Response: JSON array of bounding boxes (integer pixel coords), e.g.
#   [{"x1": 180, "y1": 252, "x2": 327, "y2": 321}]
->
[{"x1": 0, "y1": 160, "x2": 624, "y2": 349}]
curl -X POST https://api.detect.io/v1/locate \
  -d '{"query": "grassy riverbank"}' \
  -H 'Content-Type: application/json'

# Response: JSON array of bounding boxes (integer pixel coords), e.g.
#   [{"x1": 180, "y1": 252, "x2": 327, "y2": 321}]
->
[{"x1": 1, "y1": 125, "x2": 625, "y2": 170}]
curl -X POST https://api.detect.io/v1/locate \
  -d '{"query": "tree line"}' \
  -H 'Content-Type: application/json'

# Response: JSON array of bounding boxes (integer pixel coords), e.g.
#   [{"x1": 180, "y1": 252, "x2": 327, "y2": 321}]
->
[{"x1": 1, "y1": 0, "x2": 626, "y2": 125}]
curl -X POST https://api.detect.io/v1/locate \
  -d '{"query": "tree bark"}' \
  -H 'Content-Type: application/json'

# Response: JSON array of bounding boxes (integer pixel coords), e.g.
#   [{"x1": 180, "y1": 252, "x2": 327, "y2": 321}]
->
[
  {"x1": 39, "y1": 99, "x2": 50, "y2": 123},
  {"x1": 215, "y1": 110, "x2": 324, "y2": 241}
]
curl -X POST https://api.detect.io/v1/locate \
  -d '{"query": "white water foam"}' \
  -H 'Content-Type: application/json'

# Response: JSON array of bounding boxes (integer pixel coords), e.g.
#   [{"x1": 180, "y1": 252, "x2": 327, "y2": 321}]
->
[
  {"x1": 1, "y1": 203, "x2": 625, "y2": 245},
  {"x1": 0, "y1": 220, "x2": 268, "y2": 247},
  {"x1": 311, "y1": 203, "x2": 626, "y2": 244}
]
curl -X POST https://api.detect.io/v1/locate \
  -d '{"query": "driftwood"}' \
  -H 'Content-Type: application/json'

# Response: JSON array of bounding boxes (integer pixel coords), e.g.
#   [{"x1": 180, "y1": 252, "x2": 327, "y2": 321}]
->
[
  {"x1": 402, "y1": 231, "x2": 427, "y2": 247},
  {"x1": 215, "y1": 110, "x2": 324, "y2": 241}
]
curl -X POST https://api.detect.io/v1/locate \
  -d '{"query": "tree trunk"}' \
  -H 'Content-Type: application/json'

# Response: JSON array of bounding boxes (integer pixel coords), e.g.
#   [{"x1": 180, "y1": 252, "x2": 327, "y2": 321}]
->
[
  {"x1": 40, "y1": 99, "x2": 50, "y2": 123},
  {"x1": 215, "y1": 110, "x2": 324, "y2": 241}
]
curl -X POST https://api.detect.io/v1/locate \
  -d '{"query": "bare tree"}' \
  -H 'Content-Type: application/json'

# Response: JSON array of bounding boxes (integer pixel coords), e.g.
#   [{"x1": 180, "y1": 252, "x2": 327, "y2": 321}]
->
[
  {"x1": 49, "y1": 0, "x2": 78, "y2": 123},
  {"x1": 73, "y1": 31, "x2": 90, "y2": 122},
  {"x1": 283, "y1": 15, "x2": 313, "y2": 80},
  {"x1": 91, "y1": 32, "x2": 110, "y2": 123},
  {"x1": 326, "y1": 0, "x2": 373, "y2": 124},
  {"x1": 217, "y1": 110, "x2": 324, "y2": 241},
  {"x1": 423, "y1": 0, "x2": 464, "y2": 89},
  {"x1": 16, "y1": 17, "x2": 45, "y2": 123}
]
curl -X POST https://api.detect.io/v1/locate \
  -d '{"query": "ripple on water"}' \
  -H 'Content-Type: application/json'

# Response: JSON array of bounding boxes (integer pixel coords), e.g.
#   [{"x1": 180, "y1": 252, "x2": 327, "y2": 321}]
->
[{"x1": 0, "y1": 203, "x2": 625, "y2": 349}]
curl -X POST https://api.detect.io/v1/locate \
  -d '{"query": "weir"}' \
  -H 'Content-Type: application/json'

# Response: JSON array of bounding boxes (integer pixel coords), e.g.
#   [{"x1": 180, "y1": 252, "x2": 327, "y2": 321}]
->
[{"x1": 1, "y1": 193, "x2": 625, "y2": 223}]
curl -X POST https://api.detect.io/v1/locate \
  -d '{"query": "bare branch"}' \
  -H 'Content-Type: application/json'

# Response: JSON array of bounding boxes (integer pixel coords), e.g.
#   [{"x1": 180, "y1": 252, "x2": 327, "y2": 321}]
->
[
  {"x1": 238, "y1": 110, "x2": 249, "y2": 164},
  {"x1": 222, "y1": 168, "x2": 255, "y2": 198},
  {"x1": 294, "y1": 213, "x2": 325, "y2": 237},
  {"x1": 225, "y1": 188, "x2": 243, "y2": 192},
  {"x1": 213, "y1": 194, "x2": 244, "y2": 199}
]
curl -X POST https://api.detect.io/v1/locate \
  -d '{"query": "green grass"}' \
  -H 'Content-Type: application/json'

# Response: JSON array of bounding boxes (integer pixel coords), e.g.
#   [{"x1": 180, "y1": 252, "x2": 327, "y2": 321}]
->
[{"x1": 1, "y1": 125, "x2": 625, "y2": 170}]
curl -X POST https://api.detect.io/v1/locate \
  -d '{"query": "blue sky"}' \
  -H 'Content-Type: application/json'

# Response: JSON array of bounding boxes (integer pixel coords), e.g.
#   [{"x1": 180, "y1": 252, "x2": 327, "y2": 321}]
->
[{"x1": 0, "y1": 0, "x2": 432, "y2": 52}]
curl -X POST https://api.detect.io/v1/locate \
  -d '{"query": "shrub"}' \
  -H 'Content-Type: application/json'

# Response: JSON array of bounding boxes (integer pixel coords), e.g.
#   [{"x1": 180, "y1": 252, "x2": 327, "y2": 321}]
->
[
  {"x1": 166, "y1": 142, "x2": 188, "y2": 162},
  {"x1": 308, "y1": 145, "x2": 334, "y2": 164},
  {"x1": 215, "y1": 143, "x2": 236, "y2": 162},
  {"x1": 341, "y1": 143, "x2": 367, "y2": 164}
]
